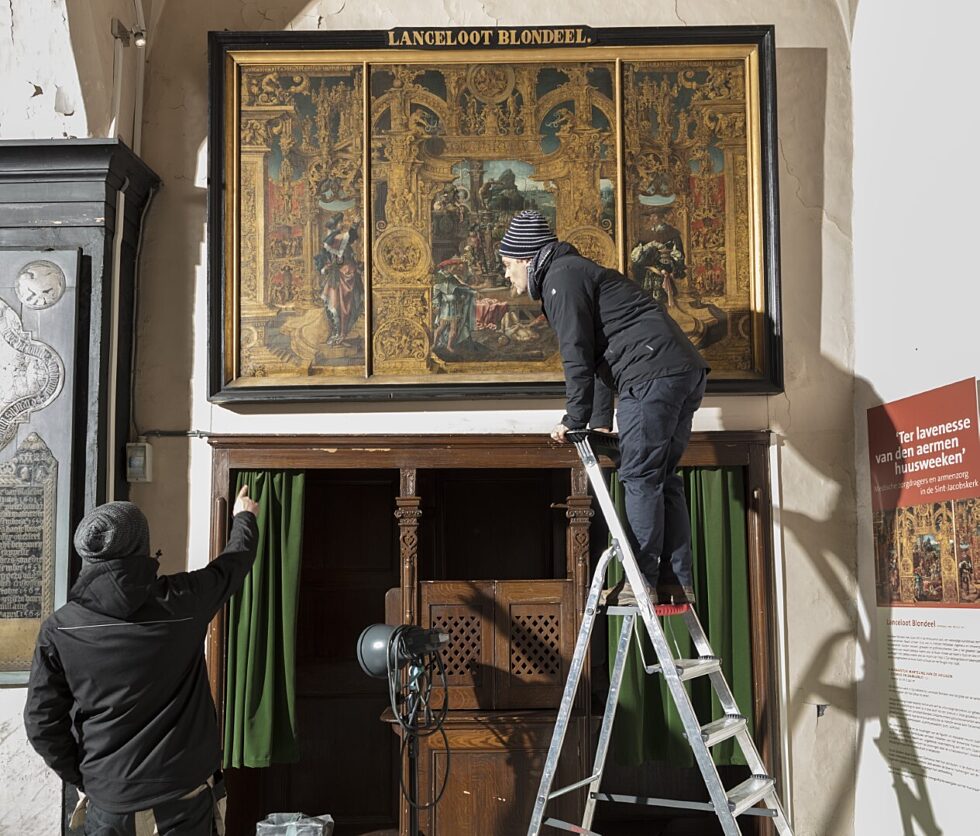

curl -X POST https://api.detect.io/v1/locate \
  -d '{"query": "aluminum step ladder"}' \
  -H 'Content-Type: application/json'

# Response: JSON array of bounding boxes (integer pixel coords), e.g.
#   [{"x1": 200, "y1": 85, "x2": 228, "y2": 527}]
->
[{"x1": 527, "y1": 430, "x2": 794, "y2": 836}]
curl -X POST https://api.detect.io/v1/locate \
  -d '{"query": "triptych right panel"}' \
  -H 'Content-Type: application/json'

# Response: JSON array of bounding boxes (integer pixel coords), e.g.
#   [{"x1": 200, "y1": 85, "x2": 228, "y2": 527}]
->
[{"x1": 622, "y1": 57, "x2": 764, "y2": 380}]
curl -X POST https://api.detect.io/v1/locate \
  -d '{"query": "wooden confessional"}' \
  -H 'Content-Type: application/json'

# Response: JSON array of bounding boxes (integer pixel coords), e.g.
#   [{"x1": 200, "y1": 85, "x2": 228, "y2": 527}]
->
[{"x1": 206, "y1": 433, "x2": 779, "y2": 836}]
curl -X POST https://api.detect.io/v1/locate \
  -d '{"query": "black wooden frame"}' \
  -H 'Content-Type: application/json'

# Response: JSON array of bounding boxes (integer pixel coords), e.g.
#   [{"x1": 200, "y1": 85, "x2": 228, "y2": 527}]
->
[{"x1": 208, "y1": 25, "x2": 783, "y2": 403}]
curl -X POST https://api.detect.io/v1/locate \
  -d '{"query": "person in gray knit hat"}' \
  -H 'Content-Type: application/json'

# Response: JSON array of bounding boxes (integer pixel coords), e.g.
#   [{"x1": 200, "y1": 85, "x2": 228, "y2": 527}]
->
[
  {"x1": 73, "y1": 501, "x2": 150, "y2": 562},
  {"x1": 25, "y1": 487, "x2": 260, "y2": 836},
  {"x1": 499, "y1": 210, "x2": 709, "y2": 606}
]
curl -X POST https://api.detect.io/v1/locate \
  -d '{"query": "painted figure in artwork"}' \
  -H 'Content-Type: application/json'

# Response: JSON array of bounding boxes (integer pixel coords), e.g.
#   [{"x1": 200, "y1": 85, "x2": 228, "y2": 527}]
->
[
  {"x1": 432, "y1": 258, "x2": 478, "y2": 354},
  {"x1": 316, "y1": 212, "x2": 363, "y2": 344},
  {"x1": 630, "y1": 205, "x2": 686, "y2": 307}
]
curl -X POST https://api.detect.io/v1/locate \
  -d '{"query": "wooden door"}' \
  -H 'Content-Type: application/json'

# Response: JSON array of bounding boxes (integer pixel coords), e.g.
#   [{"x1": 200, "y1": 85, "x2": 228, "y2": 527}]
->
[{"x1": 419, "y1": 716, "x2": 585, "y2": 835}]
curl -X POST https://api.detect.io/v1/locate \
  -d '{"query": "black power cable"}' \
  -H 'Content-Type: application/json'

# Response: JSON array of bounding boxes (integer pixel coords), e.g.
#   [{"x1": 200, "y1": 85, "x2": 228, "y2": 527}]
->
[{"x1": 385, "y1": 626, "x2": 451, "y2": 811}]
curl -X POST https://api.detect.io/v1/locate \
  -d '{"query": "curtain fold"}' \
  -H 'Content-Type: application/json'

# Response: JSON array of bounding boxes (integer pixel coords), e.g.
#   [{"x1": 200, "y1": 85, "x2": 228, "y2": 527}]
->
[
  {"x1": 605, "y1": 467, "x2": 753, "y2": 766},
  {"x1": 223, "y1": 470, "x2": 306, "y2": 768}
]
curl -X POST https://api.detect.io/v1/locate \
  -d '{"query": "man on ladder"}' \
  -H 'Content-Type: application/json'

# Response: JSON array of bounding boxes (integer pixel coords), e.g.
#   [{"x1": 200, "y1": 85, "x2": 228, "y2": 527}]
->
[
  {"x1": 499, "y1": 209, "x2": 708, "y2": 605},
  {"x1": 499, "y1": 212, "x2": 794, "y2": 835}
]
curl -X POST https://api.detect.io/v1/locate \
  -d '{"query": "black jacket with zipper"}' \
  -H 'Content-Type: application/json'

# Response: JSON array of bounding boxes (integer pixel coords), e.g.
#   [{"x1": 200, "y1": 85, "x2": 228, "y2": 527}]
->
[
  {"x1": 24, "y1": 511, "x2": 258, "y2": 813},
  {"x1": 530, "y1": 242, "x2": 708, "y2": 429}
]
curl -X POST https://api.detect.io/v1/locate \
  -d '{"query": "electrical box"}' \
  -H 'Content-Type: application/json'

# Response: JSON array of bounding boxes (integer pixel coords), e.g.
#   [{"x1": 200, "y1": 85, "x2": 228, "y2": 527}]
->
[{"x1": 126, "y1": 440, "x2": 153, "y2": 482}]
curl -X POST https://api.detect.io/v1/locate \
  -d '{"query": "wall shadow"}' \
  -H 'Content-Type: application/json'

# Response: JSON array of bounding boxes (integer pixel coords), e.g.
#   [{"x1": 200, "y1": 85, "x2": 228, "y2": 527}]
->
[{"x1": 772, "y1": 44, "x2": 940, "y2": 836}]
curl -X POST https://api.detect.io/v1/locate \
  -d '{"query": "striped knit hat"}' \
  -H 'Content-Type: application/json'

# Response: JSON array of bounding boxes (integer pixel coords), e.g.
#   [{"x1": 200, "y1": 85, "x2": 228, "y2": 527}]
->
[{"x1": 498, "y1": 210, "x2": 558, "y2": 260}]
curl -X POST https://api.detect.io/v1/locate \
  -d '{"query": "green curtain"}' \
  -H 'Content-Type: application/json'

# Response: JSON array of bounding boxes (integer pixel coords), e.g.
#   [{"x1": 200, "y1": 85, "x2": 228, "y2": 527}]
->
[
  {"x1": 605, "y1": 467, "x2": 753, "y2": 766},
  {"x1": 223, "y1": 470, "x2": 306, "y2": 768}
]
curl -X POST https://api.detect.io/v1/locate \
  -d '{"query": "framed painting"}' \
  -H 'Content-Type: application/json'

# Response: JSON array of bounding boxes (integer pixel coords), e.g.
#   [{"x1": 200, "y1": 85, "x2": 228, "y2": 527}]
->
[{"x1": 209, "y1": 25, "x2": 781, "y2": 402}]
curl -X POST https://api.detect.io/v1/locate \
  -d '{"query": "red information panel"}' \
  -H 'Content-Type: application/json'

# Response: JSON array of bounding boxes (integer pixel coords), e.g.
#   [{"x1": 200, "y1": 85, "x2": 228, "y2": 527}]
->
[{"x1": 867, "y1": 379, "x2": 980, "y2": 607}]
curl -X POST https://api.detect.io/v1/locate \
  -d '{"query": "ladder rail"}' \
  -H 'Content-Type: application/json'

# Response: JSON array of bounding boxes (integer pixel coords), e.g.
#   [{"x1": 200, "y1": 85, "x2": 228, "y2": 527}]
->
[
  {"x1": 526, "y1": 546, "x2": 616, "y2": 836},
  {"x1": 571, "y1": 436, "x2": 742, "y2": 836},
  {"x1": 580, "y1": 611, "x2": 634, "y2": 830}
]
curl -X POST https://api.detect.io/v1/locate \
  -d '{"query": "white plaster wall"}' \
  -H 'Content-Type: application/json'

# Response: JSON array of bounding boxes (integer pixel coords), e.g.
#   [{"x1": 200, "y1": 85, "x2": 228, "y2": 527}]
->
[
  {"x1": 0, "y1": 2, "x2": 860, "y2": 834},
  {"x1": 0, "y1": 4, "x2": 144, "y2": 832},
  {"x1": 852, "y1": 1, "x2": 980, "y2": 833},
  {"x1": 0, "y1": 687, "x2": 61, "y2": 835},
  {"x1": 0, "y1": 0, "x2": 86, "y2": 138},
  {"x1": 0, "y1": 0, "x2": 143, "y2": 143}
]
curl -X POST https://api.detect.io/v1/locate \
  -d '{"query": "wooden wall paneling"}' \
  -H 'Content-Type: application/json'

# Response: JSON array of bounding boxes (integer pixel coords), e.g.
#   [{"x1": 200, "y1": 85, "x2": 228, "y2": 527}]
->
[
  {"x1": 209, "y1": 452, "x2": 231, "y2": 709},
  {"x1": 207, "y1": 432, "x2": 770, "y2": 472},
  {"x1": 205, "y1": 431, "x2": 779, "y2": 836}
]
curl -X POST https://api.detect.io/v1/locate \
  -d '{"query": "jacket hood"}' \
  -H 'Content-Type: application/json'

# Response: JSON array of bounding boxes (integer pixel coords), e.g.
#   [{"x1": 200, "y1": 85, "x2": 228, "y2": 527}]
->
[
  {"x1": 69, "y1": 557, "x2": 159, "y2": 618},
  {"x1": 528, "y1": 241, "x2": 579, "y2": 300}
]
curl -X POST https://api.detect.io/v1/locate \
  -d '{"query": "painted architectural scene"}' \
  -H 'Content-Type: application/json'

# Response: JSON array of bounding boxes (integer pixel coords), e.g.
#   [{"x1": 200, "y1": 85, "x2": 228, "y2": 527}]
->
[
  {"x1": 624, "y1": 61, "x2": 759, "y2": 375},
  {"x1": 369, "y1": 63, "x2": 617, "y2": 377},
  {"x1": 227, "y1": 55, "x2": 773, "y2": 390}
]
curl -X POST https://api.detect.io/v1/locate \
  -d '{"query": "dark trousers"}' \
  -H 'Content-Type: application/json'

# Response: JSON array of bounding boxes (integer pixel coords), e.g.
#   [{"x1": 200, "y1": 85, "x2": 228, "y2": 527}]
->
[
  {"x1": 616, "y1": 368, "x2": 707, "y2": 588},
  {"x1": 83, "y1": 788, "x2": 213, "y2": 836}
]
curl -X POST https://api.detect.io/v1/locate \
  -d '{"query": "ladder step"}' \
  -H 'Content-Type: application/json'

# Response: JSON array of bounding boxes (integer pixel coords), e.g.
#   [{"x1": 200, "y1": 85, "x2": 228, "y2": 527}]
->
[
  {"x1": 591, "y1": 793, "x2": 777, "y2": 818},
  {"x1": 699, "y1": 714, "x2": 747, "y2": 747},
  {"x1": 605, "y1": 603, "x2": 689, "y2": 617},
  {"x1": 645, "y1": 656, "x2": 721, "y2": 681},
  {"x1": 547, "y1": 773, "x2": 601, "y2": 800},
  {"x1": 727, "y1": 774, "x2": 775, "y2": 817},
  {"x1": 542, "y1": 818, "x2": 599, "y2": 835}
]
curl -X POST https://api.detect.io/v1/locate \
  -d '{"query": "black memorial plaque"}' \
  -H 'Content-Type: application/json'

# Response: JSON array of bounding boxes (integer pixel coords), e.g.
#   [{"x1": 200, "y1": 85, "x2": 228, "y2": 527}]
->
[
  {"x1": 0, "y1": 432, "x2": 56, "y2": 671},
  {"x1": 0, "y1": 483, "x2": 45, "y2": 618}
]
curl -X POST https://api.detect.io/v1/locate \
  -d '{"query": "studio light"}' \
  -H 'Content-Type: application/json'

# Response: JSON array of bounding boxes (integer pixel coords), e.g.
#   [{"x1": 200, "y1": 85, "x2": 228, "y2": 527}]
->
[
  {"x1": 356, "y1": 623, "x2": 395, "y2": 678},
  {"x1": 356, "y1": 623, "x2": 452, "y2": 836},
  {"x1": 356, "y1": 624, "x2": 449, "y2": 678}
]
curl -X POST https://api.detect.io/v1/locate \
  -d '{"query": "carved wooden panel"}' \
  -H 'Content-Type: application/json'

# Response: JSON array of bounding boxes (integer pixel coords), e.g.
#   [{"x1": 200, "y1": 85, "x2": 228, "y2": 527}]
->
[
  {"x1": 495, "y1": 580, "x2": 574, "y2": 709},
  {"x1": 420, "y1": 581, "x2": 494, "y2": 709},
  {"x1": 422, "y1": 580, "x2": 574, "y2": 710},
  {"x1": 417, "y1": 715, "x2": 586, "y2": 836}
]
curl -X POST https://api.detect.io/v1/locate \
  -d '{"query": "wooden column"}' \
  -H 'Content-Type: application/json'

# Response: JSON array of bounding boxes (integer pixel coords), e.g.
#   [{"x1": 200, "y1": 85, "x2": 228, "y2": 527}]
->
[
  {"x1": 565, "y1": 464, "x2": 593, "y2": 801},
  {"x1": 396, "y1": 467, "x2": 422, "y2": 626},
  {"x1": 566, "y1": 465, "x2": 594, "y2": 616}
]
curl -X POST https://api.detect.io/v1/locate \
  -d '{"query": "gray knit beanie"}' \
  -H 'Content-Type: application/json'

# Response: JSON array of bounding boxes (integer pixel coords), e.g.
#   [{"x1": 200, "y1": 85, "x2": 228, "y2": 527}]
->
[
  {"x1": 498, "y1": 210, "x2": 558, "y2": 260},
  {"x1": 73, "y1": 501, "x2": 150, "y2": 561}
]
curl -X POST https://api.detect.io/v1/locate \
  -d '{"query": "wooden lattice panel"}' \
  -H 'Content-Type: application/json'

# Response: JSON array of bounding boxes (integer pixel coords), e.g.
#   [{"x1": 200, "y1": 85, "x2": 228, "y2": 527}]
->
[
  {"x1": 495, "y1": 580, "x2": 573, "y2": 709},
  {"x1": 421, "y1": 581, "x2": 494, "y2": 709},
  {"x1": 509, "y1": 608, "x2": 561, "y2": 680},
  {"x1": 430, "y1": 607, "x2": 483, "y2": 684}
]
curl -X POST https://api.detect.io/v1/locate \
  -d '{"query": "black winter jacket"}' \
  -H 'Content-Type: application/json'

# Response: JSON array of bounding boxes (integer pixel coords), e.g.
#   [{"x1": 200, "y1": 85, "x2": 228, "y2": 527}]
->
[
  {"x1": 24, "y1": 511, "x2": 258, "y2": 812},
  {"x1": 530, "y1": 242, "x2": 708, "y2": 429}
]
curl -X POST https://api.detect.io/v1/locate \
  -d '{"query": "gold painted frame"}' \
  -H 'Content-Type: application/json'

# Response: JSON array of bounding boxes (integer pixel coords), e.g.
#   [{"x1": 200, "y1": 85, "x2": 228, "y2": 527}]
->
[{"x1": 208, "y1": 27, "x2": 782, "y2": 402}]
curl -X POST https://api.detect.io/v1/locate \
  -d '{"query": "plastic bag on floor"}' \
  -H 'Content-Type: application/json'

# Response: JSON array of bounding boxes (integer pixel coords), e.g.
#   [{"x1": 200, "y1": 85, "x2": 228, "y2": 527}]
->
[{"x1": 255, "y1": 812, "x2": 335, "y2": 836}]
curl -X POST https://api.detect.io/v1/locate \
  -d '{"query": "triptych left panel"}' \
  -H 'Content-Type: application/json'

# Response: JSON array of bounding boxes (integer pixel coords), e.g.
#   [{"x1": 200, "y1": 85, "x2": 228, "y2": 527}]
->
[{"x1": 236, "y1": 64, "x2": 367, "y2": 384}]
